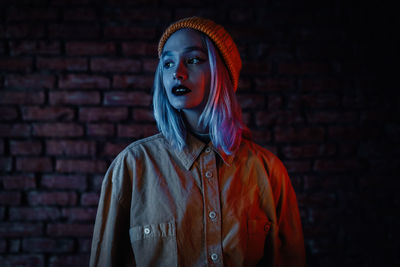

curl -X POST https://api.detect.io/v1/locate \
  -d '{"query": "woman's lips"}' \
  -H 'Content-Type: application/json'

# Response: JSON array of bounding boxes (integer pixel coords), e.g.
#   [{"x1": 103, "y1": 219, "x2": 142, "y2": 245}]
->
[{"x1": 172, "y1": 85, "x2": 192, "y2": 96}]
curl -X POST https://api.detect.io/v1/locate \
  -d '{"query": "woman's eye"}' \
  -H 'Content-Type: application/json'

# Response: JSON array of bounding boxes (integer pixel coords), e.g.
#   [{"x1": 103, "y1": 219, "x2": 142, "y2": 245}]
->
[
  {"x1": 163, "y1": 61, "x2": 173, "y2": 69},
  {"x1": 187, "y1": 57, "x2": 202, "y2": 64}
]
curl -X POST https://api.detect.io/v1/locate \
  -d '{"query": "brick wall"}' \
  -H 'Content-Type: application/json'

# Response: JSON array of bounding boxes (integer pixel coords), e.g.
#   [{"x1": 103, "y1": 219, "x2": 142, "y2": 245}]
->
[{"x1": 0, "y1": 0, "x2": 398, "y2": 266}]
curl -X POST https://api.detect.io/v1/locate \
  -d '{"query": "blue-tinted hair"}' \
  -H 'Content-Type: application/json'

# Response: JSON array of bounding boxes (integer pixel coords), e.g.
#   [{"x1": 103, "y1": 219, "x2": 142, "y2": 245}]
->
[{"x1": 153, "y1": 34, "x2": 250, "y2": 154}]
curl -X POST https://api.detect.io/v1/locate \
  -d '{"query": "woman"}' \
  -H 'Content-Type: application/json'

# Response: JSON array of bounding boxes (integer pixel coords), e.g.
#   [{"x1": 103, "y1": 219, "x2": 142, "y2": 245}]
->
[{"x1": 90, "y1": 17, "x2": 305, "y2": 267}]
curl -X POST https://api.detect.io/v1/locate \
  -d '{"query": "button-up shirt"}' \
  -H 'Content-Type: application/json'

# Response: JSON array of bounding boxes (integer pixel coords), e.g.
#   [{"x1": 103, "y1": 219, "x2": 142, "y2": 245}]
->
[{"x1": 90, "y1": 133, "x2": 305, "y2": 267}]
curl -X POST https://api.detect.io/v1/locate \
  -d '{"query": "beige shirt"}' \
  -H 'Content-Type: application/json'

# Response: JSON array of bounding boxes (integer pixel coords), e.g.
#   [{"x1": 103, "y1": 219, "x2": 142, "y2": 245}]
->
[{"x1": 90, "y1": 133, "x2": 305, "y2": 267}]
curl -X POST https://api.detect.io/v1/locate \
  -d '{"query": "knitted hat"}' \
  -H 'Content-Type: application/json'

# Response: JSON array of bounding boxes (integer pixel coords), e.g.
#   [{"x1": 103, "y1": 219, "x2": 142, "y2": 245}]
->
[{"x1": 158, "y1": 17, "x2": 242, "y2": 92}]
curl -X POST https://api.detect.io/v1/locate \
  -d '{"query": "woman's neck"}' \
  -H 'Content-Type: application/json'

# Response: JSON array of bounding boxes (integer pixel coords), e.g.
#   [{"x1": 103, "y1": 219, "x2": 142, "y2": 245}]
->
[{"x1": 181, "y1": 109, "x2": 208, "y2": 134}]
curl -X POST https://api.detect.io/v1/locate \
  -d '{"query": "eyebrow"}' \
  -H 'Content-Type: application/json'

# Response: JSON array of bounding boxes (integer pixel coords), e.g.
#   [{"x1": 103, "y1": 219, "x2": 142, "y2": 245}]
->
[{"x1": 161, "y1": 46, "x2": 207, "y2": 58}]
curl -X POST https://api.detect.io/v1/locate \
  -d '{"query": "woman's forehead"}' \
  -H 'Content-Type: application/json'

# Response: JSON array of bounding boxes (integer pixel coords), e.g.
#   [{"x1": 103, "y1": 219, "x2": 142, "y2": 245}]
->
[{"x1": 162, "y1": 29, "x2": 206, "y2": 55}]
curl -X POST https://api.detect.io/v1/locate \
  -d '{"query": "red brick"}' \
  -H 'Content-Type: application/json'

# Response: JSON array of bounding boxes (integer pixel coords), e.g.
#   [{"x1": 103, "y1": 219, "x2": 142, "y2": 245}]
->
[
  {"x1": 62, "y1": 207, "x2": 97, "y2": 221},
  {"x1": 79, "y1": 107, "x2": 128, "y2": 121},
  {"x1": 81, "y1": 192, "x2": 100, "y2": 206},
  {"x1": 49, "y1": 23, "x2": 100, "y2": 39},
  {"x1": 49, "y1": 91, "x2": 101, "y2": 105},
  {"x1": 122, "y1": 41, "x2": 157, "y2": 56},
  {"x1": 63, "y1": 7, "x2": 97, "y2": 21},
  {"x1": 230, "y1": 8, "x2": 254, "y2": 22},
  {"x1": 300, "y1": 78, "x2": 348, "y2": 91},
  {"x1": 143, "y1": 58, "x2": 158, "y2": 73},
  {"x1": 32, "y1": 123, "x2": 84, "y2": 137},
  {"x1": 0, "y1": 223, "x2": 42, "y2": 237},
  {"x1": 86, "y1": 123, "x2": 115, "y2": 136},
  {"x1": 7, "y1": 7, "x2": 58, "y2": 21},
  {"x1": 6, "y1": 24, "x2": 45, "y2": 38},
  {"x1": 255, "y1": 78, "x2": 295, "y2": 92},
  {"x1": 268, "y1": 95, "x2": 284, "y2": 109},
  {"x1": 237, "y1": 78, "x2": 251, "y2": 91},
  {"x1": 22, "y1": 106, "x2": 74, "y2": 121},
  {"x1": 23, "y1": 238, "x2": 74, "y2": 253},
  {"x1": 10, "y1": 207, "x2": 61, "y2": 221},
  {"x1": 16, "y1": 157, "x2": 52, "y2": 172},
  {"x1": 297, "y1": 192, "x2": 336, "y2": 208},
  {"x1": 118, "y1": 124, "x2": 158, "y2": 138},
  {"x1": 41, "y1": 174, "x2": 87, "y2": 190},
  {"x1": 304, "y1": 175, "x2": 355, "y2": 191},
  {"x1": 0, "y1": 123, "x2": 31, "y2": 137},
  {"x1": 56, "y1": 159, "x2": 107, "y2": 173},
  {"x1": 0, "y1": 91, "x2": 45, "y2": 104},
  {"x1": 91, "y1": 175, "x2": 104, "y2": 192},
  {"x1": 104, "y1": 91, "x2": 152, "y2": 106},
  {"x1": 78, "y1": 238, "x2": 92, "y2": 252},
  {"x1": 279, "y1": 62, "x2": 331, "y2": 74},
  {"x1": 117, "y1": 8, "x2": 170, "y2": 21},
  {"x1": 0, "y1": 238, "x2": 5, "y2": 252},
  {"x1": 328, "y1": 126, "x2": 361, "y2": 141},
  {"x1": 283, "y1": 160, "x2": 312, "y2": 173},
  {"x1": 307, "y1": 111, "x2": 358, "y2": 123},
  {"x1": 282, "y1": 144, "x2": 336, "y2": 159},
  {"x1": 46, "y1": 140, "x2": 96, "y2": 156},
  {"x1": 102, "y1": 142, "x2": 128, "y2": 156},
  {"x1": 2, "y1": 175, "x2": 36, "y2": 189},
  {"x1": 9, "y1": 41, "x2": 61, "y2": 56},
  {"x1": 132, "y1": 109, "x2": 155, "y2": 124},
  {"x1": 47, "y1": 223, "x2": 93, "y2": 237},
  {"x1": 0, "y1": 192, "x2": 21, "y2": 205},
  {"x1": 0, "y1": 42, "x2": 5, "y2": 55},
  {"x1": 0, "y1": 254, "x2": 44, "y2": 266},
  {"x1": 0, "y1": 139, "x2": 4, "y2": 154},
  {"x1": 255, "y1": 110, "x2": 303, "y2": 126},
  {"x1": 66, "y1": 41, "x2": 116, "y2": 55},
  {"x1": 59, "y1": 74, "x2": 110, "y2": 89},
  {"x1": 4, "y1": 74, "x2": 55, "y2": 89},
  {"x1": 241, "y1": 61, "x2": 270, "y2": 75},
  {"x1": 49, "y1": 255, "x2": 90, "y2": 267},
  {"x1": 113, "y1": 74, "x2": 154, "y2": 89},
  {"x1": 251, "y1": 130, "x2": 272, "y2": 146},
  {"x1": 90, "y1": 58, "x2": 141, "y2": 73},
  {"x1": 275, "y1": 126, "x2": 325, "y2": 143},
  {"x1": 10, "y1": 140, "x2": 42, "y2": 155},
  {"x1": 288, "y1": 94, "x2": 340, "y2": 108},
  {"x1": 0, "y1": 157, "x2": 12, "y2": 171},
  {"x1": 28, "y1": 192, "x2": 77, "y2": 205},
  {"x1": 237, "y1": 94, "x2": 265, "y2": 109},
  {"x1": 37, "y1": 57, "x2": 88, "y2": 71},
  {"x1": 314, "y1": 159, "x2": 362, "y2": 172},
  {"x1": 104, "y1": 25, "x2": 156, "y2": 40},
  {"x1": 0, "y1": 107, "x2": 18, "y2": 120},
  {"x1": 0, "y1": 58, "x2": 32, "y2": 71}
]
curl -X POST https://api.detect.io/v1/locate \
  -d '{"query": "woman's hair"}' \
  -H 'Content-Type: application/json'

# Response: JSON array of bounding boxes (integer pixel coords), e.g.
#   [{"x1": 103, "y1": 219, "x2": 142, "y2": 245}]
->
[{"x1": 153, "y1": 34, "x2": 250, "y2": 155}]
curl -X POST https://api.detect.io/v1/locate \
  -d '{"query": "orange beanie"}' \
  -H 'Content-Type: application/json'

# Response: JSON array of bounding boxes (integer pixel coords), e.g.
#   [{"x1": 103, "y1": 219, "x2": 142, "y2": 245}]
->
[{"x1": 158, "y1": 17, "x2": 242, "y2": 92}]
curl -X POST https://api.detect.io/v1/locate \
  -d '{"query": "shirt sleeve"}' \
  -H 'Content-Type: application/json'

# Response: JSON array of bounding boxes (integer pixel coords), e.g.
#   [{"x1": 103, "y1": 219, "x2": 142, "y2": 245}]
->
[
  {"x1": 89, "y1": 153, "x2": 135, "y2": 267},
  {"x1": 262, "y1": 155, "x2": 306, "y2": 267}
]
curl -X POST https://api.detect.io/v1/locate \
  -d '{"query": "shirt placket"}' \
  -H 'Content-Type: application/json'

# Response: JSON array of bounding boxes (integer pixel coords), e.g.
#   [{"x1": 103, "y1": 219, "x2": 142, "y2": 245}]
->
[{"x1": 201, "y1": 146, "x2": 223, "y2": 266}]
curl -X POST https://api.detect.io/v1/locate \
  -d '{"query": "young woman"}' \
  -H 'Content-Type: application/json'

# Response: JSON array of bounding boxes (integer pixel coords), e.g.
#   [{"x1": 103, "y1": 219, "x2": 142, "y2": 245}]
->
[{"x1": 90, "y1": 17, "x2": 306, "y2": 267}]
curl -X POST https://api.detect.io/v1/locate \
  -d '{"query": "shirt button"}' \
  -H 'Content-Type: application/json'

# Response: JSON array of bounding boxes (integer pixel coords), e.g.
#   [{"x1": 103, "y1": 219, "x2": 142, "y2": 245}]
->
[
  {"x1": 209, "y1": 211, "x2": 217, "y2": 219},
  {"x1": 205, "y1": 171, "x2": 212, "y2": 178},
  {"x1": 144, "y1": 227, "x2": 151, "y2": 234},
  {"x1": 205, "y1": 147, "x2": 211, "y2": 153},
  {"x1": 211, "y1": 253, "x2": 218, "y2": 261}
]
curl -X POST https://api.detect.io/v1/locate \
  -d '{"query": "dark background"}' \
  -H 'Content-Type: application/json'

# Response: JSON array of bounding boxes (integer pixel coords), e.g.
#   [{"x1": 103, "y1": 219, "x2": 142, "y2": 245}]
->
[{"x1": 0, "y1": 0, "x2": 399, "y2": 266}]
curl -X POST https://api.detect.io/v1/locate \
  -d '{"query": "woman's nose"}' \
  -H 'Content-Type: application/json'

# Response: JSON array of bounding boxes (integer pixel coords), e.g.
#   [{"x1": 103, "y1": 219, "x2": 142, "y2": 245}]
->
[{"x1": 173, "y1": 61, "x2": 188, "y2": 81}]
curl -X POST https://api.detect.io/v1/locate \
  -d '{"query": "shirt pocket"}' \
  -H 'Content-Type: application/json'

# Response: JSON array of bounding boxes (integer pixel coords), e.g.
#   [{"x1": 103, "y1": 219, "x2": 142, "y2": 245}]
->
[
  {"x1": 246, "y1": 219, "x2": 272, "y2": 263},
  {"x1": 129, "y1": 221, "x2": 177, "y2": 267}
]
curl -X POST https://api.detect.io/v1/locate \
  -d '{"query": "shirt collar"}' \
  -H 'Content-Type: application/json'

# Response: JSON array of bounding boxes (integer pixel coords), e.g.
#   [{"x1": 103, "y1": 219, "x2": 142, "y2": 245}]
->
[{"x1": 172, "y1": 133, "x2": 235, "y2": 170}]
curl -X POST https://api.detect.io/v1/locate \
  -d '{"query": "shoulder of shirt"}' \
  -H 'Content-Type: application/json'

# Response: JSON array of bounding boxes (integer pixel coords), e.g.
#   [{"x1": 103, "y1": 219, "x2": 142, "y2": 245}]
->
[
  {"x1": 113, "y1": 133, "x2": 167, "y2": 161},
  {"x1": 240, "y1": 137, "x2": 286, "y2": 172}
]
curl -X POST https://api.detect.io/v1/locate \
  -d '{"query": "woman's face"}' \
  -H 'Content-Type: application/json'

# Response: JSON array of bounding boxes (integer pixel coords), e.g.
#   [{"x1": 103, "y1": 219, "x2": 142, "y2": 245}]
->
[{"x1": 161, "y1": 29, "x2": 211, "y2": 114}]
